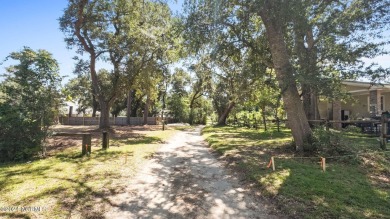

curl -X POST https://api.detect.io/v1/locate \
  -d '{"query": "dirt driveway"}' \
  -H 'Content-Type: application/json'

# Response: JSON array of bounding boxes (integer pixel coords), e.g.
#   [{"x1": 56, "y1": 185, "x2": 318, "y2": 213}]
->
[{"x1": 104, "y1": 126, "x2": 277, "y2": 219}]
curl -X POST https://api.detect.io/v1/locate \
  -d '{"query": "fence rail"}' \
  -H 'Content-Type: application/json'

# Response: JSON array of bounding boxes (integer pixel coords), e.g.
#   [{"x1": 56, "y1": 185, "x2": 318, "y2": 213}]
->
[{"x1": 59, "y1": 116, "x2": 158, "y2": 126}]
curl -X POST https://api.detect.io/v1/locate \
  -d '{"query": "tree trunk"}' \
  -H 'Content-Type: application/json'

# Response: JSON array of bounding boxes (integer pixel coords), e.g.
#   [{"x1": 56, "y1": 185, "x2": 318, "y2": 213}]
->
[
  {"x1": 189, "y1": 107, "x2": 194, "y2": 125},
  {"x1": 143, "y1": 94, "x2": 150, "y2": 125},
  {"x1": 302, "y1": 85, "x2": 320, "y2": 121},
  {"x1": 99, "y1": 101, "x2": 110, "y2": 129},
  {"x1": 217, "y1": 102, "x2": 235, "y2": 126},
  {"x1": 259, "y1": 3, "x2": 312, "y2": 151},
  {"x1": 92, "y1": 92, "x2": 98, "y2": 117},
  {"x1": 132, "y1": 97, "x2": 142, "y2": 117},
  {"x1": 294, "y1": 21, "x2": 319, "y2": 122},
  {"x1": 261, "y1": 106, "x2": 267, "y2": 131},
  {"x1": 126, "y1": 90, "x2": 133, "y2": 125}
]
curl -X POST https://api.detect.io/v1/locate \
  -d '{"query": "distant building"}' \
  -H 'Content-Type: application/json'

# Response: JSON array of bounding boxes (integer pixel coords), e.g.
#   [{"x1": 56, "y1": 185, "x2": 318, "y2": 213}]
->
[{"x1": 318, "y1": 81, "x2": 390, "y2": 123}]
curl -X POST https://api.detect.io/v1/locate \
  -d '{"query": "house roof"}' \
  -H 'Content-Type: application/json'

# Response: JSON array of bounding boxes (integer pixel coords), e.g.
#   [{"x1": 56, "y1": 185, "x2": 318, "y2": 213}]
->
[{"x1": 342, "y1": 81, "x2": 390, "y2": 95}]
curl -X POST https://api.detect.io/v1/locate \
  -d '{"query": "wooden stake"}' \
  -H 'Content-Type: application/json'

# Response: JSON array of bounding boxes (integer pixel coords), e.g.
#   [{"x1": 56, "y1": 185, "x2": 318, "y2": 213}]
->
[
  {"x1": 271, "y1": 157, "x2": 275, "y2": 171},
  {"x1": 321, "y1": 157, "x2": 326, "y2": 172}
]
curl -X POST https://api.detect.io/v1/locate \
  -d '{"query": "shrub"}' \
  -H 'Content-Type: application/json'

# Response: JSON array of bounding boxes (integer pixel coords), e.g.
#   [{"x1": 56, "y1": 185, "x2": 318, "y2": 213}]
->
[
  {"x1": 310, "y1": 126, "x2": 350, "y2": 156},
  {"x1": 0, "y1": 48, "x2": 61, "y2": 162},
  {"x1": 342, "y1": 125, "x2": 361, "y2": 133}
]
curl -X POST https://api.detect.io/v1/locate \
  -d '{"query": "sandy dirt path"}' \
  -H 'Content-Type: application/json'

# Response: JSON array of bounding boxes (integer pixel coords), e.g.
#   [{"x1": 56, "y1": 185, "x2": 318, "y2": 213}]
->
[{"x1": 104, "y1": 126, "x2": 276, "y2": 219}]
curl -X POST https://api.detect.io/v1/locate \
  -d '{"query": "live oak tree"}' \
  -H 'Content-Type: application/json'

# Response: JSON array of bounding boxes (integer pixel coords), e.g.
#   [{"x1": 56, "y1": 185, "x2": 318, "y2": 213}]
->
[
  {"x1": 167, "y1": 68, "x2": 191, "y2": 122},
  {"x1": 60, "y1": 0, "x2": 175, "y2": 129},
  {"x1": 187, "y1": 57, "x2": 213, "y2": 125},
  {"x1": 184, "y1": 0, "x2": 389, "y2": 150},
  {"x1": 60, "y1": 0, "x2": 124, "y2": 129},
  {"x1": 245, "y1": 71, "x2": 282, "y2": 131},
  {"x1": 183, "y1": 0, "x2": 311, "y2": 148},
  {"x1": 182, "y1": 2, "x2": 269, "y2": 126}
]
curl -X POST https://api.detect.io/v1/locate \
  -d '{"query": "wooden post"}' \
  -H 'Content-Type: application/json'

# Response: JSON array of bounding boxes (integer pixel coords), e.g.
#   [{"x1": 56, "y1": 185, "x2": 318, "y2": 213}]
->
[
  {"x1": 82, "y1": 134, "x2": 91, "y2": 155},
  {"x1": 271, "y1": 157, "x2": 275, "y2": 171},
  {"x1": 102, "y1": 131, "x2": 109, "y2": 149},
  {"x1": 325, "y1": 119, "x2": 330, "y2": 131}
]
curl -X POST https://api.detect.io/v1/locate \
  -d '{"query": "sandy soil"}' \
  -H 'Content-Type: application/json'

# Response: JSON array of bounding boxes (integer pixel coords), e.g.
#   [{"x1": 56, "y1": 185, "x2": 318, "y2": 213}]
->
[
  {"x1": 104, "y1": 126, "x2": 277, "y2": 219},
  {"x1": 46, "y1": 125, "x2": 162, "y2": 155}
]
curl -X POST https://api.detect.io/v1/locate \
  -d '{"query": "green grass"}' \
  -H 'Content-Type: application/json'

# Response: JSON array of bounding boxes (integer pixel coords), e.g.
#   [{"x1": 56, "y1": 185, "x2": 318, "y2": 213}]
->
[
  {"x1": 202, "y1": 125, "x2": 390, "y2": 219},
  {"x1": 0, "y1": 129, "x2": 177, "y2": 219}
]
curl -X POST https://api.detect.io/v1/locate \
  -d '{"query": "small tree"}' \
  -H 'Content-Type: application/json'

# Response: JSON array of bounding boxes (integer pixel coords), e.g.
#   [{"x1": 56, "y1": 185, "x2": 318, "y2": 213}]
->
[{"x1": 0, "y1": 47, "x2": 62, "y2": 162}]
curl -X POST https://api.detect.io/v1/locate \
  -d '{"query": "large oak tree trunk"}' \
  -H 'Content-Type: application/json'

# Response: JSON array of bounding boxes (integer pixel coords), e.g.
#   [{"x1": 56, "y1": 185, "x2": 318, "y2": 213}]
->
[
  {"x1": 143, "y1": 94, "x2": 150, "y2": 125},
  {"x1": 126, "y1": 90, "x2": 133, "y2": 125},
  {"x1": 217, "y1": 102, "x2": 235, "y2": 126},
  {"x1": 295, "y1": 25, "x2": 320, "y2": 122},
  {"x1": 92, "y1": 95, "x2": 98, "y2": 117},
  {"x1": 259, "y1": 2, "x2": 312, "y2": 151},
  {"x1": 302, "y1": 85, "x2": 319, "y2": 121},
  {"x1": 99, "y1": 101, "x2": 111, "y2": 129}
]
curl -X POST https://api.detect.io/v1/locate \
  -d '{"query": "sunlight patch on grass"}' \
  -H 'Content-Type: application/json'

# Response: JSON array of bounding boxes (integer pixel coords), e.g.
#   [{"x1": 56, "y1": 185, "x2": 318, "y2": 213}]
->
[
  {"x1": 202, "y1": 125, "x2": 390, "y2": 219},
  {"x1": 259, "y1": 169, "x2": 290, "y2": 195},
  {"x1": 0, "y1": 129, "x2": 177, "y2": 218}
]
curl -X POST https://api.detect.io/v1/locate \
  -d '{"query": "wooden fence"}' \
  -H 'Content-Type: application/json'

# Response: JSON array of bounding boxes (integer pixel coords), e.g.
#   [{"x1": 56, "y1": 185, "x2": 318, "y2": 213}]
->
[{"x1": 59, "y1": 116, "x2": 158, "y2": 126}]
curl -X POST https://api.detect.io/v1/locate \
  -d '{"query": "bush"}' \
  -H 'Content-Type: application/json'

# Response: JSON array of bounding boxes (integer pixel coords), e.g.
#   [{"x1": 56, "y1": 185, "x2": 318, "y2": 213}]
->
[
  {"x1": 0, "y1": 48, "x2": 61, "y2": 162},
  {"x1": 342, "y1": 125, "x2": 361, "y2": 133},
  {"x1": 0, "y1": 103, "x2": 44, "y2": 162},
  {"x1": 310, "y1": 126, "x2": 350, "y2": 156}
]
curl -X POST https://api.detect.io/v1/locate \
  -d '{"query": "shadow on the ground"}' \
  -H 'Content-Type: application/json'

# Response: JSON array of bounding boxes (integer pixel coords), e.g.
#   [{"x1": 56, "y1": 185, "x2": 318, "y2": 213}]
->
[{"x1": 106, "y1": 128, "x2": 270, "y2": 218}]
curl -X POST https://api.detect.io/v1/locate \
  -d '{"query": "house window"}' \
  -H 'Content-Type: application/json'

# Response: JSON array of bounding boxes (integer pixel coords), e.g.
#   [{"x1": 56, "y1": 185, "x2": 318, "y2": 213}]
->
[
  {"x1": 367, "y1": 95, "x2": 385, "y2": 112},
  {"x1": 381, "y1": 96, "x2": 385, "y2": 111}
]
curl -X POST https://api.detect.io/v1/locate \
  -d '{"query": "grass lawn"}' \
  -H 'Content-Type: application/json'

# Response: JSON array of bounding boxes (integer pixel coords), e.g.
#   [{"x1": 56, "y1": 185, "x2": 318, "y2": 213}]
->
[
  {"x1": 0, "y1": 126, "x2": 177, "y2": 219},
  {"x1": 202, "y1": 125, "x2": 390, "y2": 219}
]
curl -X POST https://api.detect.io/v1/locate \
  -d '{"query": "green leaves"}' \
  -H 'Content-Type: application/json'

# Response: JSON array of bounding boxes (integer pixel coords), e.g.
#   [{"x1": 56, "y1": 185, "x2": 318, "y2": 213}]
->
[{"x1": 0, "y1": 48, "x2": 62, "y2": 162}]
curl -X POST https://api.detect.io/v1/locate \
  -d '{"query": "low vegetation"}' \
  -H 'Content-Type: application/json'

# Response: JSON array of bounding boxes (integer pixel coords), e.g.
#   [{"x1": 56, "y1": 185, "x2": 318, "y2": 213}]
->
[
  {"x1": 202, "y1": 125, "x2": 390, "y2": 219},
  {"x1": 0, "y1": 127, "x2": 177, "y2": 219}
]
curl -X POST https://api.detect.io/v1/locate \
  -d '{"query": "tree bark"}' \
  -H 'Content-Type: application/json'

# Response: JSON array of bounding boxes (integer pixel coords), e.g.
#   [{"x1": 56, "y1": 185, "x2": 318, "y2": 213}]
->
[
  {"x1": 74, "y1": 0, "x2": 111, "y2": 129},
  {"x1": 259, "y1": 2, "x2": 312, "y2": 150},
  {"x1": 302, "y1": 84, "x2": 319, "y2": 121},
  {"x1": 189, "y1": 107, "x2": 194, "y2": 125},
  {"x1": 126, "y1": 89, "x2": 134, "y2": 125},
  {"x1": 296, "y1": 26, "x2": 319, "y2": 121},
  {"x1": 99, "y1": 101, "x2": 111, "y2": 129},
  {"x1": 92, "y1": 95, "x2": 98, "y2": 117},
  {"x1": 217, "y1": 102, "x2": 235, "y2": 126},
  {"x1": 261, "y1": 106, "x2": 267, "y2": 131},
  {"x1": 143, "y1": 94, "x2": 150, "y2": 125}
]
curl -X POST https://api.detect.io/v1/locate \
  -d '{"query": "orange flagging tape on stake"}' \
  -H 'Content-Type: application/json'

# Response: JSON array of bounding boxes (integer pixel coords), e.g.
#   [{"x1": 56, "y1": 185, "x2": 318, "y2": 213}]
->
[
  {"x1": 320, "y1": 157, "x2": 326, "y2": 172},
  {"x1": 267, "y1": 158, "x2": 273, "y2": 168},
  {"x1": 266, "y1": 157, "x2": 275, "y2": 171}
]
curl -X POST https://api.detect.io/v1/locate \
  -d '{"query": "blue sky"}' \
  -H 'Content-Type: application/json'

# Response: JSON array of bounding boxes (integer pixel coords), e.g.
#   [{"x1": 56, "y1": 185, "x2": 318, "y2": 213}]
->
[
  {"x1": 0, "y1": 0, "x2": 388, "y2": 84},
  {"x1": 0, "y1": 0, "x2": 75, "y2": 81},
  {"x1": 0, "y1": 0, "x2": 183, "y2": 83}
]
